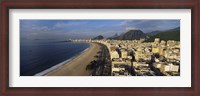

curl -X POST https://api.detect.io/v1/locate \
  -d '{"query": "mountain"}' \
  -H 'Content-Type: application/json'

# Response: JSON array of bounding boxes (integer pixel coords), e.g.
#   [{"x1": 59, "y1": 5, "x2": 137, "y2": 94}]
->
[
  {"x1": 107, "y1": 33, "x2": 119, "y2": 39},
  {"x1": 146, "y1": 30, "x2": 161, "y2": 36},
  {"x1": 146, "y1": 27, "x2": 180, "y2": 36},
  {"x1": 145, "y1": 27, "x2": 180, "y2": 42},
  {"x1": 118, "y1": 29, "x2": 147, "y2": 40},
  {"x1": 168, "y1": 27, "x2": 180, "y2": 31},
  {"x1": 92, "y1": 35, "x2": 104, "y2": 40},
  {"x1": 108, "y1": 29, "x2": 147, "y2": 40}
]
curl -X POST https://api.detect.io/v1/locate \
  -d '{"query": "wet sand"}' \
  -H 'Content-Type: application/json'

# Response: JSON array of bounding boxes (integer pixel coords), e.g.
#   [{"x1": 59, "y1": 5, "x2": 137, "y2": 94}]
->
[{"x1": 46, "y1": 42, "x2": 101, "y2": 76}]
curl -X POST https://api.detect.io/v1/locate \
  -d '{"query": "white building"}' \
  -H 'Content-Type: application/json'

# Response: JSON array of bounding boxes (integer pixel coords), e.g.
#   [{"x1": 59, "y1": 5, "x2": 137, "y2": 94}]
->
[
  {"x1": 121, "y1": 50, "x2": 128, "y2": 59},
  {"x1": 111, "y1": 51, "x2": 119, "y2": 60},
  {"x1": 153, "y1": 63, "x2": 162, "y2": 68},
  {"x1": 160, "y1": 64, "x2": 170, "y2": 72}
]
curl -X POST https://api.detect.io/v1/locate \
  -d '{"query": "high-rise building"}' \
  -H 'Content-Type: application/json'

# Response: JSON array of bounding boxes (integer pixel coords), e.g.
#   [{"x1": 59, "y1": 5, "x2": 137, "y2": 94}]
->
[
  {"x1": 152, "y1": 47, "x2": 159, "y2": 53},
  {"x1": 111, "y1": 51, "x2": 119, "y2": 60},
  {"x1": 154, "y1": 38, "x2": 160, "y2": 43},
  {"x1": 121, "y1": 50, "x2": 128, "y2": 59}
]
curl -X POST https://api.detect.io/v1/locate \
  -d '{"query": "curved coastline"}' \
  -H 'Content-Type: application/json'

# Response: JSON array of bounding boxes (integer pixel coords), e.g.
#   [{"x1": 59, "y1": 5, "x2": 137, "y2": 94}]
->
[
  {"x1": 45, "y1": 42, "x2": 101, "y2": 76},
  {"x1": 34, "y1": 42, "x2": 92, "y2": 76}
]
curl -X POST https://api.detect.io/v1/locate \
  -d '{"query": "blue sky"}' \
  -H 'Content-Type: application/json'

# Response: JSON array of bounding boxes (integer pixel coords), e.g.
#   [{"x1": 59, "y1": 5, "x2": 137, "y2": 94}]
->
[{"x1": 20, "y1": 20, "x2": 180, "y2": 40}]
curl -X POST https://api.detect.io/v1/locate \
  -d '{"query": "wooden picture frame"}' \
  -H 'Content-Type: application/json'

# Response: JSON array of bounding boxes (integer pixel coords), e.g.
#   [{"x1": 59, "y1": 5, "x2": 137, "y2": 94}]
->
[{"x1": 0, "y1": 0, "x2": 199, "y2": 96}]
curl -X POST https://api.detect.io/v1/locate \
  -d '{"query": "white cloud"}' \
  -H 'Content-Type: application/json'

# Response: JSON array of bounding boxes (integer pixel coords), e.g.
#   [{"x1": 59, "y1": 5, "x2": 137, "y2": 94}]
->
[
  {"x1": 54, "y1": 22, "x2": 87, "y2": 28},
  {"x1": 125, "y1": 27, "x2": 139, "y2": 31},
  {"x1": 31, "y1": 26, "x2": 49, "y2": 31}
]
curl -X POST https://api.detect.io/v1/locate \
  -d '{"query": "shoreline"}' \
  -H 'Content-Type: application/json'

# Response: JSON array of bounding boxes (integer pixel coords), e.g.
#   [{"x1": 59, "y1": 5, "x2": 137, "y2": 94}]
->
[
  {"x1": 45, "y1": 42, "x2": 101, "y2": 76},
  {"x1": 34, "y1": 43, "x2": 91, "y2": 76}
]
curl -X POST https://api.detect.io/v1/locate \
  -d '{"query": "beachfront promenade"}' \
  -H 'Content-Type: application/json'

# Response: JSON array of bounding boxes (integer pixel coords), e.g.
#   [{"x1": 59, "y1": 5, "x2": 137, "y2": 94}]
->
[{"x1": 47, "y1": 42, "x2": 111, "y2": 76}]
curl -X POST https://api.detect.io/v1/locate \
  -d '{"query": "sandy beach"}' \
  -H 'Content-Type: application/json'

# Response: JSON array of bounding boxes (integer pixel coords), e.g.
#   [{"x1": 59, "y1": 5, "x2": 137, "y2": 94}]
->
[{"x1": 46, "y1": 42, "x2": 101, "y2": 76}]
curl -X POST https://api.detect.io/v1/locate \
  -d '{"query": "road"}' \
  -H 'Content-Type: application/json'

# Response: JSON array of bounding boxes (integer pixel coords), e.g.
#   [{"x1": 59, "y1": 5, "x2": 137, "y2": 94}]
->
[{"x1": 91, "y1": 43, "x2": 111, "y2": 76}]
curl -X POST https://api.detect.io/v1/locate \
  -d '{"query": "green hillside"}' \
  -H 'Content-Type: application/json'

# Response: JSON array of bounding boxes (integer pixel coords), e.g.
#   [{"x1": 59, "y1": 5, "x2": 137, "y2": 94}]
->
[{"x1": 145, "y1": 27, "x2": 180, "y2": 42}]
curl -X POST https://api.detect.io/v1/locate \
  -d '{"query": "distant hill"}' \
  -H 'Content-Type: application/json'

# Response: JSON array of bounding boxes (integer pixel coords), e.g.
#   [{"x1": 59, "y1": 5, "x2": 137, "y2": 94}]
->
[
  {"x1": 145, "y1": 27, "x2": 180, "y2": 42},
  {"x1": 108, "y1": 29, "x2": 147, "y2": 40},
  {"x1": 107, "y1": 33, "x2": 119, "y2": 39},
  {"x1": 92, "y1": 35, "x2": 104, "y2": 40},
  {"x1": 146, "y1": 30, "x2": 161, "y2": 36}
]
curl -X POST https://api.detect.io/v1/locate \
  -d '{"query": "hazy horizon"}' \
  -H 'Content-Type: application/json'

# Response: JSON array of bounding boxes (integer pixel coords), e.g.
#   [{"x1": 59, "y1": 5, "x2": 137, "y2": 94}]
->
[{"x1": 20, "y1": 20, "x2": 180, "y2": 41}]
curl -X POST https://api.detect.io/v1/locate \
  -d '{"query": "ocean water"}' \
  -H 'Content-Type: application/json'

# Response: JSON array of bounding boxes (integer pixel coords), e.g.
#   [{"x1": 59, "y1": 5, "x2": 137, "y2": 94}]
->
[{"x1": 20, "y1": 40, "x2": 90, "y2": 76}]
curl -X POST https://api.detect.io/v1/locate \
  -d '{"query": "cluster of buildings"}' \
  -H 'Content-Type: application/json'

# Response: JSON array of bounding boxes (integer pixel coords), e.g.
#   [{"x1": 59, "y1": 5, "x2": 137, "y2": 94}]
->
[
  {"x1": 72, "y1": 38, "x2": 180, "y2": 76},
  {"x1": 92, "y1": 38, "x2": 180, "y2": 76}
]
